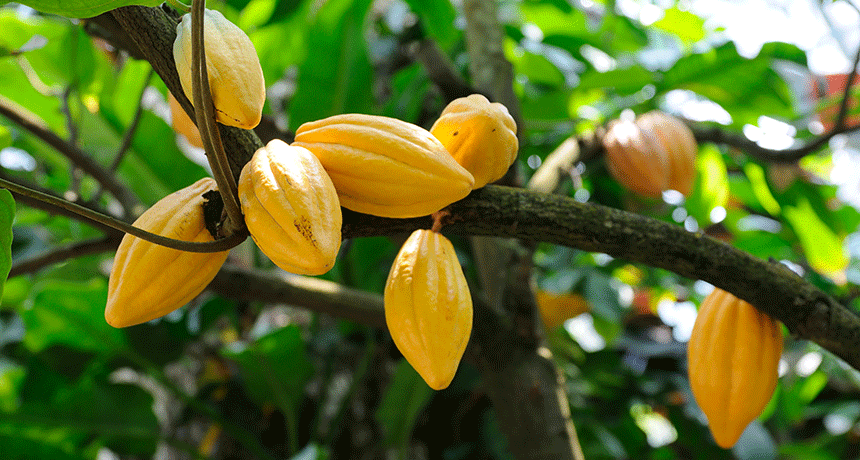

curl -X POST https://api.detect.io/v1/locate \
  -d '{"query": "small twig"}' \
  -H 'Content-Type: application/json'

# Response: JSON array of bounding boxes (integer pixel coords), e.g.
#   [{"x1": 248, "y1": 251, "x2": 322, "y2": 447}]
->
[
  {"x1": 0, "y1": 175, "x2": 246, "y2": 253},
  {"x1": 88, "y1": 68, "x2": 154, "y2": 208},
  {"x1": 9, "y1": 236, "x2": 120, "y2": 277},
  {"x1": 835, "y1": 42, "x2": 860, "y2": 131},
  {"x1": 0, "y1": 96, "x2": 142, "y2": 215},
  {"x1": 690, "y1": 122, "x2": 860, "y2": 163},
  {"x1": 190, "y1": 0, "x2": 244, "y2": 237}
]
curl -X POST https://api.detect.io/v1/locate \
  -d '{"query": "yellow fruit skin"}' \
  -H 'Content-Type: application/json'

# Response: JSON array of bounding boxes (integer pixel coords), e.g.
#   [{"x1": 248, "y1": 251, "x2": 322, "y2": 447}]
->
[
  {"x1": 173, "y1": 9, "x2": 265, "y2": 129},
  {"x1": 106, "y1": 178, "x2": 229, "y2": 328},
  {"x1": 535, "y1": 290, "x2": 590, "y2": 331},
  {"x1": 293, "y1": 114, "x2": 475, "y2": 218},
  {"x1": 169, "y1": 92, "x2": 204, "y2": 149},
  {"x1": 384, "y1": 230, "x2": 473, "y2": 390},
  {"x1": 430, "y1": 94, "x2": 518, "y2": 189},
  {"x1": 687, "y1": 288, "x2": 783, "y2": 448},
  {"x1": 238, "y1": 140, "x2": 342, "y2": 275},
  {"x1": 602, "y1": 111, "x2": 698, "y2": 198}
]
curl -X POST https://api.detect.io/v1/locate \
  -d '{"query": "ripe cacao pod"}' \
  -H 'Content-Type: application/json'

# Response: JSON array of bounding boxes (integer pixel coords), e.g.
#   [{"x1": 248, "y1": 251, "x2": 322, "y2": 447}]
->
[
  {"x1": 430, "y1": 94, "x2": 518, "y2": 189},
  {"x1": 687, "y1": 287, "x2": 783, "y2": 448},
  {"x1": 535, "y1": 289, "x2": 590, "y2": 331},
  {"x1": 238, "y1": 140, "x2": 342, "y2": 275},
  {"x1": 106, "y1": 178, "x2": 230, "y2": 328},
  {"x1": 602, "y1": 111, "x2": 698, "y2": 198},
  {"x1": 385, "y1": 229, "x2": 473, "y2": 390},
  {"x1": 293, "y1": 114, "x2": 474, "y2": 218},
  {"x1": 173, "y1": 9, "x2": 265, "y2": 129},
  {"x1": 169, "y1": 92, "x2": 204, "y2": 149}
]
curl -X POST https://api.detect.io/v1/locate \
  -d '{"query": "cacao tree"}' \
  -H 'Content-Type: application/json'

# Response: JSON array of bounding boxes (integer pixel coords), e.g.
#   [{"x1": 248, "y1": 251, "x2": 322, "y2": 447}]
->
[{"x1": 0, "y1": 0, "x2": 859, "y2": 459}]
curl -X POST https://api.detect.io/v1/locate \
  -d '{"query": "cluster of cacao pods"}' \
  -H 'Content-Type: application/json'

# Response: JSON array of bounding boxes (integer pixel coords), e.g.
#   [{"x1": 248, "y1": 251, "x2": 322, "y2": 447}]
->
[
  {"x1": 602, "y1": 111, "x2": 698, "y2": 198},
  {"x1": 109, "y1": 71, "x2": 519, "y2": 393},
  {"x1": 687, "y1": 287, "x2": 783, "y2": 448}
]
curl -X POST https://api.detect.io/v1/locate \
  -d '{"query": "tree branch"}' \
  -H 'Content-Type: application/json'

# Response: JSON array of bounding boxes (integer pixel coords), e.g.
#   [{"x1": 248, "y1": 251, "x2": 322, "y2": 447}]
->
[
  {"x1": 0, "y1": 96, "x2": 142, "y2": 215},
  {"x1": 690, "y1": 121, "x2": 860, "y2": 163},
  {"x1": 835, "y1": 42, "x2": 860, "y2": 131},
  {"x1": 9, "y1": 236, "x2": 120, "y2": 277}
]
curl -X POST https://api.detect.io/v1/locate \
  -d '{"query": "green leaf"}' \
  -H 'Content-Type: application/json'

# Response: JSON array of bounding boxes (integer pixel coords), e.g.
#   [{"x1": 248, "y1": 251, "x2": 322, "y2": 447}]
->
[
  {"x1": 685, "y1": 145, "x2": 727, "y2": 224},
  {"x1": 578, "y1": 65, "x2": 657, "y2": 94},
  {"x1": 783, "y1": 197, "x2": 848, "y2": 277},
  {"x1": 288, "y1": 0, "x2": 374, "y2": 129},
  {"x1": 222, "y1": 325, "x2": 313, "y2": 411},
  {"x1": 19, "y1": 278, "x2": 127, "y2": 355},
  {"x1": 744, "y1": 162, "x2": 781, "y2": 216},
  {"x1": 375, "y1": 359, "x2": 433, "y2": 447},
  {"x1": 6, "y1": 0, "x2": 162, "y2": 18},
  {"x1": 402, "y1": 0, "x2": 458, "y2": 49},
  {"x1": 0, "y1": 189, "x2": 14, "y2": 304},
  {"x1": 652, "y1": 7, "x2": 706, "y2": 43}
]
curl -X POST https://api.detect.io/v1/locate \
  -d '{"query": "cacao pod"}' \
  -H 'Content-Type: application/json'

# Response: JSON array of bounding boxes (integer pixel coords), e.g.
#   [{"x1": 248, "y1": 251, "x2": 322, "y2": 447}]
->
[
  {"x1": 173, "y1": 9, "x2": 265, "y2": 129},
  {"x1": 106, "y1": 178, "x2": 230, "y2": 328},
  {"x1": 385, "y1": 229, "x2": 473, "y2": 390},
  {"x1": 602, "y1": 111, "x2": 698, "y2": 198},
  {"x1": 535, "y1": 289, "x2": 590, "y2": 331},
  {"x1": 238, "y1": 140, "x2": 342, "y2": 275},
  {"x1": 687, "y1": 287, "x2": 783, "y2": 448},
  {"x1": 169, "y1": 92, "x2": 204, "y2": 149},
  {"x1": 430, "y1": 94, "x2": 518, "y2": 188},
  {"x1": 293, "y1": 114, "x2": 474, "y2": 218}
]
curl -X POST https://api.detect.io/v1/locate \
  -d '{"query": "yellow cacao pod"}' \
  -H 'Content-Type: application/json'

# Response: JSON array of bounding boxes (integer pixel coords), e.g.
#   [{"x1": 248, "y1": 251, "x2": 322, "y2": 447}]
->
[
  {"x1": 238, "y1": 140, "x2": 342, "y2": 275},
  {"x1": 602, "y1": 111, "x2": 698, "y2": 198},
  {"x1": 385, "y1": 229, "x2": 473, "y2": 390},
  {"x1": 636, "y1": 111, "x2": 698, "y2": 196},
  {"x1": 173, "y1": 9, "x2": 265, "y2": 129},
  {"x1": 293, "y1": 114, "x2": 475, "y2": 218},
  {"x1": 687, "y1": 288, "x2": 783, "y2": 448},
  {"x1": 430, "y1": 94, "x2": 518, "y2": 189},
  {"x1": 106, "y1": 178, "x2": 230, "y2": 328},
  {"x1": 169, "y1": 92, "x2": 204, "y2": 149},
  {"x1": 535, "y1": 289, "x2": 590, "y2": 331}
]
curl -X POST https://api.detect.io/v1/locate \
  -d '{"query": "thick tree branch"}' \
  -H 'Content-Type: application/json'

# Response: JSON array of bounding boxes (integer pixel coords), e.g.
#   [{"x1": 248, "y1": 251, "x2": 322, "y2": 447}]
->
[
  {"x1": 835, "y1": 42, "x2": 860, "y2": 131},
  {"x1": 0, "y1": 96, "x2": 142, "y2": 215}
]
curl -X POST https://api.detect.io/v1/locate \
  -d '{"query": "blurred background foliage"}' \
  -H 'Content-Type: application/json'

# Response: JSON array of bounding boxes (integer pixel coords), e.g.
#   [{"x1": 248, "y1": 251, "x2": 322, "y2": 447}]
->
[{"x1": 0, "y1": 0, "x2": 860, "y2": 459}]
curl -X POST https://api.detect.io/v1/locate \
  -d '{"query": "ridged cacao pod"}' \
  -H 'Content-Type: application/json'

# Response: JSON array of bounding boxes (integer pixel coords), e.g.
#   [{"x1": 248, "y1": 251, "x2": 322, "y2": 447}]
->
[
  {"x1": 430, "y1": 94, "x2": 518, "y2": 189},
  {"x1": 106, "y1": 178, "x2": 230, "y2": 328},
  {"x1": 238, "y1": 140, "x2": 342, "y2": 275},
  {"x1": 385, "y1": 229, "x2": 473, "y2": 390},
  {"x1": 169, "y1": 93, "x2": 204, "y2": 149},
  {"x1": 535, "y1": 289, "x2": 590, "y2": 331},
  {"x1": 687, "y1": 287, "x2": 783, "y2": 448},
  {"x1": 293, "y1": 114, "x2": 474, "y2": 218},
  {"x1": 602, "y1": 111, "x2": 698, "y2": 198},
  {"x1": 173, "y1": 9, "x2": 265, "y2": 129}
]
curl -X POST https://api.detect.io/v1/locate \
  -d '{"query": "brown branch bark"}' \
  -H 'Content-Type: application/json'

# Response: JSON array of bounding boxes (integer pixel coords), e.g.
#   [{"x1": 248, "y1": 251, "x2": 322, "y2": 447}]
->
[{"x1": 9, "y1": 236, "x2": 120, "y2": 277}]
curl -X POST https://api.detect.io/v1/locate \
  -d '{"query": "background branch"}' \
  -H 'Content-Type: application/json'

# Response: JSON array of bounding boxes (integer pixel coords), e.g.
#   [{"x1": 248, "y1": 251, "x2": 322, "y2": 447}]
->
[
  {"x1": 0, "y1": 96, "x2": 142, "y2": 215},
  {"x1": 9, "y1": 236, "x2": 120, "y2": 277}
]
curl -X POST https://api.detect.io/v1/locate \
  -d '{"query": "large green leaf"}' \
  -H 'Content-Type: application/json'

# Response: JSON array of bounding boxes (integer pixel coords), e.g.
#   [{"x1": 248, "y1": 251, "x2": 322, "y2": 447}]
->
[
  {"x1": 652, "y1": 7, "x2": 706, "y2": 43},
  {"x1": 375, "y1": 359, "x2": 433, "y2": 447},
  {"x1": 783, "y1": 197, "x2": 849, "y2": 278},
  {"x1": 222, "y1": 324, "x2": 313, "y2": 411},
  {"x1": 288, "y1": 0, "x2": 373, "y2": 129},
  {"x1": 685, "y1": 145, "x2": 727, "y2": 225},
  {"x1": 402, "y1": 0, "x2": 458, "y2": 49},
  {"x1": 4, "y1": 0, "x2": 161, "y2": 18},
  {"x1": 19, "y1": 278, "x2": 127, "y2": 355},
  {"x1": 0, "y1": 189, "x2": 14, "y2": 304}
]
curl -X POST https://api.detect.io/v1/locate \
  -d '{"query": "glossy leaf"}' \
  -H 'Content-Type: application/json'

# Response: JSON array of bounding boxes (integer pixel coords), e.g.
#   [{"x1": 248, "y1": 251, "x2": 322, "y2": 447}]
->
[
  {"x1": 4, "y1": 0, "x2": 161, "y2": 18},
  {"x1": 783, "y1": 197, "x2": 849, "y2": 278}
]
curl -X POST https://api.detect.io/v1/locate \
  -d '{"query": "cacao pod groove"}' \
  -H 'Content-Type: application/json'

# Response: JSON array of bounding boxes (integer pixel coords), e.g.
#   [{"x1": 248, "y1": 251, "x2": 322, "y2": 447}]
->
[
  {"x1": 238, "y1": 140, "x2": 342, "y2": 275},
  {"x1": 430, "y1": 94, "x2": 518, "y2": 189},
  {"x1": 385, "y1": 229, "x2": 473, "y2": 390},
  {"x1": 106, "y1": 178, "x2": 230, "y2": 328},
  {"x1": 687, "y1": 287, "x2": 783, "y2": 448},
  {"x1": 293, "y1": 114, "x2": 474, "y2": 218}
]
